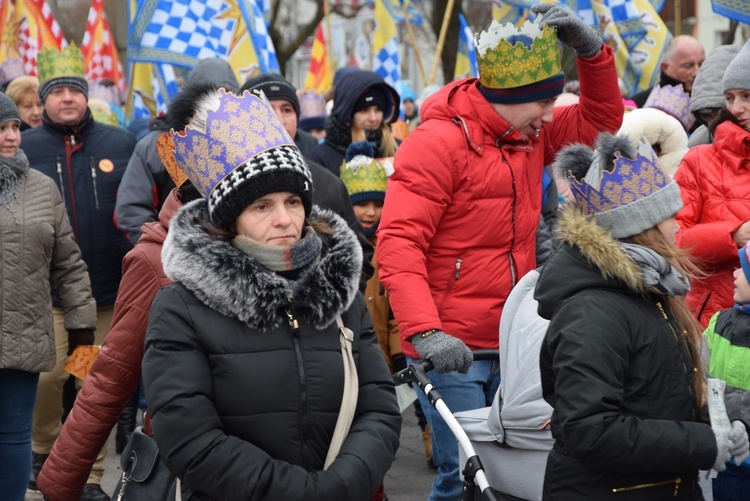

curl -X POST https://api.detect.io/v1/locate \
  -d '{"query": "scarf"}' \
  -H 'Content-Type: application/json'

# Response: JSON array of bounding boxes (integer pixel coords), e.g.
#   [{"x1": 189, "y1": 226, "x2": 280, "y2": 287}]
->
[
  {"x1": 324, "y1": 114, "x2": 384, "y2": 156},
  {"x1": 618, "y1": 242, "x2": 690, "y2": 297},
  {"x1": 232, "y1": 228, "x2": 322, "y2": 273},
  {"x1": 0, "y1": 150, "x2": 30, "y2": 207}
]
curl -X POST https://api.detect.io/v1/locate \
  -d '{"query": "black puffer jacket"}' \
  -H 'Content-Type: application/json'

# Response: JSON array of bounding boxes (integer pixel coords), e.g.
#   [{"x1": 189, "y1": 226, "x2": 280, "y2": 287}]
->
[
  {"x1": 534, "y1": 209, "x2": 716, "y2": 500},
  {"x1": 143, "y1": 201, "x2": 401, "y2": 501},
  {"x1": 23, "y1": 109, "x2": 136, "y2": 305}
]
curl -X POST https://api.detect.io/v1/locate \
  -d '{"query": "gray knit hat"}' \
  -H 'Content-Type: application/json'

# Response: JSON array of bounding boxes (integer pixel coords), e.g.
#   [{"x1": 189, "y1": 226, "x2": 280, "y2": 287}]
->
[
  {"x1": 722, "y1": 39, "x2": 750, "y2": 93},
  {"x1": 556, "y1": 133, "x2": 683, "y2": 240},
  {"x1": 0, "y1": 92, "x2": 21, "y2": 125},
  {"x1": 691, "y1": 44, "x2": 742, "y2": 113}
]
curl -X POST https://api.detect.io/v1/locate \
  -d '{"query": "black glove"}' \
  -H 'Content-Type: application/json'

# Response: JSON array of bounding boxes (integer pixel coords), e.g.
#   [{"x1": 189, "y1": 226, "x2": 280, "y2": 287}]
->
[
  {"x1": 391, "y1": 353, "x2": 407, "y2": 373},
  {"x1": 531, "y1": 3, "x2": 602, "y2": 59},
  {"x1": 67, "y1": 329, "x2": 95, "y2": 356},
  {"x1": 411, "y1": 330, "x2": 473, "y2": 374}
]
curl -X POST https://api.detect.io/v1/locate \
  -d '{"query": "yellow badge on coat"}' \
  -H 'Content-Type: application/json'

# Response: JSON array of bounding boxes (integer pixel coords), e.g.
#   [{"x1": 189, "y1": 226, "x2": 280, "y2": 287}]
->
[{"x1": 98, "y1": 159, "x2": 114, "y2": 173}]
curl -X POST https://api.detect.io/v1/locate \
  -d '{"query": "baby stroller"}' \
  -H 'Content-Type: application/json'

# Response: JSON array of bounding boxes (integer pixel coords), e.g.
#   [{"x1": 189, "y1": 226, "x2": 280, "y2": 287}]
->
[{"x1": 394, "y1": 270, "x2": 553, "y2": 501}]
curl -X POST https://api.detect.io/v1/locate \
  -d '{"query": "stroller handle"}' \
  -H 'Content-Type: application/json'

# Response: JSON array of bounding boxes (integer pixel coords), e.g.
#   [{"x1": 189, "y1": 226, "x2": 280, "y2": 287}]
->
[{"x1": 392, "y1": 349, "x2": 499, "y2": 387}]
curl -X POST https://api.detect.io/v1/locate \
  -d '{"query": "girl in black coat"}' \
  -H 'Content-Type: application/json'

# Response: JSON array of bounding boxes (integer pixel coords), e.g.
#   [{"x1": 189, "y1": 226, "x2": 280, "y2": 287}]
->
[
  {"x1": 308, "y1": 70, "x2": 400, "y2": 176},
  {"x1": 535, "y1": 133, "x2": 749, "y2": 500},
  {"x1": 142, "y1": 86, "x2": 400, "y2": 501}
]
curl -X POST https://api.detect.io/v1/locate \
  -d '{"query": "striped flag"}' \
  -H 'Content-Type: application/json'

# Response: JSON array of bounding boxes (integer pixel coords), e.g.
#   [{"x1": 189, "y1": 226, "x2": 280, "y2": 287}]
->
[
  {"x1": 454, "y1": 13, "x2": 478, "y2": 80},
  {"x1": 304, "y1": 23, "x2": 333, "y2": 93},
  {"x1": 372, "y1": 0, "x2": 401, "y2": 91},
  {"x1": 10, "y1": 0, "x2": 67, "y2": 76},
  {"x1": 248, "y1": 0, "x2": 280, "y2": 73},
  {"x1": 711, "y1": 0, "x2": 750, "y2": 24},
  {"x1": 81, "y1": 0, "x2": 126, "y2": 91}
]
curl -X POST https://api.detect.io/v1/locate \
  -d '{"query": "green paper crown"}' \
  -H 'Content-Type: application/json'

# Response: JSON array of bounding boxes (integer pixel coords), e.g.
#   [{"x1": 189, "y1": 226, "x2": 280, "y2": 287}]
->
[
  {"x1": 340, "y1": 155, "x2": 388, "y2": 204},
  {"x1": 37, "y1": 43, "x2": 85, "y2": 85},
  {"x1": 476, "y1": 20, "x2": 561, "y2": 89}
]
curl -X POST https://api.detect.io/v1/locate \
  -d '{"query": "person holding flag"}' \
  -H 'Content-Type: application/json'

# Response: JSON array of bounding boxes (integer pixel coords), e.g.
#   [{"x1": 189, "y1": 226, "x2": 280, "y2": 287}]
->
[{"x1": 376, "y1": 4, "x2": 624, "y2": 500}]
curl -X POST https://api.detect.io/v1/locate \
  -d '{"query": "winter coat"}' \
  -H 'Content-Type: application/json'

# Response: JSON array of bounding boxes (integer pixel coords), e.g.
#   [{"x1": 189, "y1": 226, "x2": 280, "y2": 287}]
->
[
  {"x1": 295, "y1": 129, "x2": 320, "y2": 158},
  {"x1": 674, "y1": 121, "x2": 750, "y2": 327},
  {"x1": 22, "y1": 110, "x2": 136, "y2": 305},
  {"x1": 36, "y1": 189, "x2": 180, "y2": 501},
  {"x1": 534, "y1": 209, "x2": 716, "y2": 500},
  {"x1": 114, "y1": 129, "x2": 175, "y2": 245},
  {"x1": 142, "y1": 201, "x2": 401, "y2": 500},
  {"x1": 0, "y1": 168, "x2": 96, "y2": 372},
  {"x1": 365, "y1": 236, "x2": 401, "y2": 373},
  {"x1": 704, "y1": 309, "x2": 750, "y2": 426},
  {"x1": 377, "y1": 46, "x2": 624, "y2": 357}
]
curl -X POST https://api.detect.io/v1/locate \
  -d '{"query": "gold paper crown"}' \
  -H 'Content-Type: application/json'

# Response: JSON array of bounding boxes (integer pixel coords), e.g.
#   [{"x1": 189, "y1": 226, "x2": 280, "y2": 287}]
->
[
  {"x1": 37, "y1": 43, "x2": 85, "y2": 85},
  {"x1": 475, "y1": 20, "x2": 561, "y2": 89}
]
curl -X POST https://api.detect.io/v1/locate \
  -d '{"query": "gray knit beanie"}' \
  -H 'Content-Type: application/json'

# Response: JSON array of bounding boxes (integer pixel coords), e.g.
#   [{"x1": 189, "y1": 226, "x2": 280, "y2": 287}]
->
[
  {"x1": 722, "y1": 39, "x2": 750, "y2": 93},
  {"x1": 690, "y1": 44, "x2": 742, "y2": 113},
  {"x1": 556, "y1": 133, "x2": 683, "y2": 240},
  {"x1": 0, "y1": 92, "x2": 21, "y2": 125}
]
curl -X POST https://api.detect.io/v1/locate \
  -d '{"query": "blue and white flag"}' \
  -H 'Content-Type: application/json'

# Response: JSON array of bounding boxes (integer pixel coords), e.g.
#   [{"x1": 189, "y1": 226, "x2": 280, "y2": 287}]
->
[
  {"x1": 373, "y1": 0, "x2": 401, "y2": 92},
  {"x1": 711, "y1": 0, "x2": 750, "y2": 24},
  {"x1": 454, "y1": 13, "x2": 478, "y2": 80}
]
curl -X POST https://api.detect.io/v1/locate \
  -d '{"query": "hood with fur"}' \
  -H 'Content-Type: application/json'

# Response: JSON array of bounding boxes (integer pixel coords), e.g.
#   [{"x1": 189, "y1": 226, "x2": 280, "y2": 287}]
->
[
  {"x1": 535, "y1": 208, "x2": 647, "y2": 320},
  {"x1": 161, "y1": 200, "x2": 362, "y2": 331}
]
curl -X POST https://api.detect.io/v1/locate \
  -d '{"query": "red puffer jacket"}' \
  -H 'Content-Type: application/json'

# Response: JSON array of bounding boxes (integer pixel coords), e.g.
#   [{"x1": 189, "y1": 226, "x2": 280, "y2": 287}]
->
[
  {"x1": 377, "y1": 46, "x2": 623, "y2": 358},
  {"x1": 674, "y1": 121, "x2": 750, "y2": 327},
  {"x1": 36, "y1": 190, "x2": 181, "y2": 501}
]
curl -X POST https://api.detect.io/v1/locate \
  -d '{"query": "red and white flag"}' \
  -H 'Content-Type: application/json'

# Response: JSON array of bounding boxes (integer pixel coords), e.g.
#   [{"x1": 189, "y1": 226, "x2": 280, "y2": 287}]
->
[{"x1": 81, "y1": 0, "x2": 125, "y2": 90}]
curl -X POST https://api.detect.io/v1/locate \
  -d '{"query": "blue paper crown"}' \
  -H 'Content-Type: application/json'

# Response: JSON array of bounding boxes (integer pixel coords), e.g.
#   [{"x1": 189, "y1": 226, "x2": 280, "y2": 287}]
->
[{"x1": 568, "y1": 142, "x2": 672, "y2": 216}]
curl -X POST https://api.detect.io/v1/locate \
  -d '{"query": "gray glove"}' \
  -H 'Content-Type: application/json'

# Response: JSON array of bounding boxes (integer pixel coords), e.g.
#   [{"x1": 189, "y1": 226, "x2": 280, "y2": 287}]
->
[
  {"x1": 713, "y1": 427, "x2": 734, "y2": 472},
  {"x1": 730, "y1": 420, "x2": 750, "y2": 465},
  {"x1": 411, "y1": 330, "x2": 473, "y2": 374},
  {"x1": 531, "y1": 4, "x2": 602, "y2": 59}
]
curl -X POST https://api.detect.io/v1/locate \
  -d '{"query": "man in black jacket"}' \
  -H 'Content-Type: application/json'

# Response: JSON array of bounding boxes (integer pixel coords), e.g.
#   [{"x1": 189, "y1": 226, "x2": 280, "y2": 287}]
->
[
  {"x1": 240, "y1": 74, "x2": 374, "y2": 291},
  {"x1": 22, "y1": 44, "x2": 136, "y2": 501}
]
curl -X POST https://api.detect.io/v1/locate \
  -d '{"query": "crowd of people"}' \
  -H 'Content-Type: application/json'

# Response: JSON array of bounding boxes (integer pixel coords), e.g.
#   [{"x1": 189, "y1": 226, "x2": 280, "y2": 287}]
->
[{"x1": 2, "y1": 4, "x2": 750, "y2": 501}]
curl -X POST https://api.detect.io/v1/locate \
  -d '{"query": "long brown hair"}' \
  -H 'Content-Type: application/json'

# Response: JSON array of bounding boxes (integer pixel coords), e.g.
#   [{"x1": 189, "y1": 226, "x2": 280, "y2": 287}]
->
[
  {"x1": 351, "y1": 122, "x2": 397, "y2": 157},
  {"x1": 622, "y1": 227, "x2": 707, "y2": 409}
]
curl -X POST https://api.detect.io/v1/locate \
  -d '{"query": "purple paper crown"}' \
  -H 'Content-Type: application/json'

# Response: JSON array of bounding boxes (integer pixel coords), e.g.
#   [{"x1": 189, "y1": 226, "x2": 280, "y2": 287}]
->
[
  {"x1": 568, "y1": 143, "x2": 672, "y2": 216},
  {"x1": 171, "y1": 88, "x2": 295, "y2": 199},
  {"x1": 644, "y1": 84, "x2": 695, "y2": 132},
  {"x1": 0, "y1": 57, "x2": 26, "y2": 85}
]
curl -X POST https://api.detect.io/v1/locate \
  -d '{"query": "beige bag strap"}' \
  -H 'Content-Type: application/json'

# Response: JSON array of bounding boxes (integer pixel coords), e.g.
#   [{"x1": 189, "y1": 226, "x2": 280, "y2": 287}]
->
[{"x1": 324, "y1": 315, "x2": 359, "y2": 469}]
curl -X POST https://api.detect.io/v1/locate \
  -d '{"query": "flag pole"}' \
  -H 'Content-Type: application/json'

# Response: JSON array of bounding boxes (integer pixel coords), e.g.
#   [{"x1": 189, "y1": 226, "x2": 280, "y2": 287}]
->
[
  {"x1": 674, "y1": 0, "x2": 681, "y2": 36},
  {"x1": 124, "y1": 61, "x2": 136, "y2": 121},
  {"x1": 402, "y1": 2, "x2": 427, "y2": 85},
  {"x1": 429, "y1": 0, "x2": 456, "y2": 86},
  {"x1": 323, "y1": 0, "x2": 335, "y2": 74}
]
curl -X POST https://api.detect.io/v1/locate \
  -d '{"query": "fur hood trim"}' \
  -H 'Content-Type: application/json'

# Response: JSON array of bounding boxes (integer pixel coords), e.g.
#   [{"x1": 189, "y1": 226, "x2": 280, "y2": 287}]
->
[
  {"x1": 162, "y1": 199, "x2": 363, "y2": 330},
  {"x1": 557, "y1": 207, "x2": 646, "y2": 294}
]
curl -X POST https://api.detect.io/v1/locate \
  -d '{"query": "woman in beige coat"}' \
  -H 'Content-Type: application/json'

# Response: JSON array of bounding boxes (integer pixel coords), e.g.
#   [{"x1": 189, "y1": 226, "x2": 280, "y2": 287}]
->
[{"x1": 0, "y1": 92, "x2": 96, "y2": 500}]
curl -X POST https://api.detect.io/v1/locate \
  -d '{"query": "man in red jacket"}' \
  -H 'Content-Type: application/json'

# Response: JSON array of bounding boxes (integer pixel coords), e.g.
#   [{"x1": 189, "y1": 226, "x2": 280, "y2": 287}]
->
[{"x1": 377, "y1": 5, "x2": 624, "y2": 500}]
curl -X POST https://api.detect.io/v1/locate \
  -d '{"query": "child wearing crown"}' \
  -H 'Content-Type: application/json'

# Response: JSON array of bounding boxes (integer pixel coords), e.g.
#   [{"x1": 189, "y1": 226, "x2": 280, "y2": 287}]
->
[
  {"x1": 536, "y1": 133, "x2": 748, "y2": 499},
  {"x1": 376, "y1": 4, "x2": 624, "y2": 499},
  {"x1": 703, "y1": 241, "x2": 750, "y2": 499}
]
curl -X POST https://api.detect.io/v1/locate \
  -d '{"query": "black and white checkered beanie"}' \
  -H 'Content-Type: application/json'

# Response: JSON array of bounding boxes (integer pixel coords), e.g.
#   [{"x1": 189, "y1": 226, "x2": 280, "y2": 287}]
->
[
  {"x1": 38, "y1": 76, "x2": 89, "y2": 103},
  {"x1": 208, "y1": 144, "x2": 314, "y2": 231}
]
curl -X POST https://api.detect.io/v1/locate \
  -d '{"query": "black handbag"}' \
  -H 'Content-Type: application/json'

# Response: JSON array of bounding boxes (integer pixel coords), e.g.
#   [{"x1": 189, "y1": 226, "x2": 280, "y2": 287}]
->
[{"x1": 112, "y1": 426, "x2": 180, "y2": 501}]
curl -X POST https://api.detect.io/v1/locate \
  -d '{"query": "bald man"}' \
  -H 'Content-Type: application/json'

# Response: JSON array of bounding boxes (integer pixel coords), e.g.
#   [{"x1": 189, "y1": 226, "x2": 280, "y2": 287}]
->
[{"x1": 632, "y1": 35, "x2": 706, "y2": 108}]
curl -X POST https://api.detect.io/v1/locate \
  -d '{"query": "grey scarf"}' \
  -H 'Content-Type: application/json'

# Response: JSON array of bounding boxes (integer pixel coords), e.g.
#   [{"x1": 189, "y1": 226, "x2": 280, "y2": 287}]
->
[
  {"x1": 232, "y1": 228, "x2": 322, "y2": 272},
  {"x1": 618, "y1": 242, "x2": 690, "y2": 297},
  {"x1": 0, "y1": 150, "x2": 29, "y2": 207}
]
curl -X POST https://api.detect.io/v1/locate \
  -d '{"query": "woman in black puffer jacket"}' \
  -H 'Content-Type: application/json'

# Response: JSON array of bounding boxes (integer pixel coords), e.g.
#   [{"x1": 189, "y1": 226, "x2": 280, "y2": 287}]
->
[
  {"x1": 308, "y1": 70, "x2": 400, "y2": 176},
  {"x1": 142, "y1": 86, "x2": 401, "y2": 501}
]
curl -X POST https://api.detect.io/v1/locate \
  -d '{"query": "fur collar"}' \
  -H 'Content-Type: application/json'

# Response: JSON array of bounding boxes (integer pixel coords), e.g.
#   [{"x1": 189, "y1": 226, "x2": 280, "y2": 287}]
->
[
  {"x1": 557, "y1": 207, "x2": 646, "y2": 294},
  {"x1": 162, "y1": 200, "x2": 363, "y2": 331}
]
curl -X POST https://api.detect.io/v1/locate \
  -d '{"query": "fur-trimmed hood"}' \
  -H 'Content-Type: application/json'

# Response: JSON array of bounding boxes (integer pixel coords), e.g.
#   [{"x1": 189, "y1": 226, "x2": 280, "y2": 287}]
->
[
  {"x1": 161, "y1": 199, "x2": 362, "y2": 331},
  {"x1": 535, "y1": 207, "x2": 647, "y2": 320}
]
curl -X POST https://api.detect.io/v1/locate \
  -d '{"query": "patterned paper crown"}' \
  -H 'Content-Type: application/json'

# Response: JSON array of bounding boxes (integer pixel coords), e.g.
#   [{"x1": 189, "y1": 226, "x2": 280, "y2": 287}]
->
[
  {"x1": 156, "y1": 133, "x2": 189, "y2": 188},
  {"x1": 568, "y1": 141, "x2": 671, "y2": 217},
  {"x1": 37, "y1": 43, "x2": 86, "y2": 84},
  {"x1": 475, "y1": 19, "x2": 561, "y2": 89},
  {"x1": 644, "y1": 84, "x2": 695, "y2": 132},
  {"x1": 340, "y1": 154, "x2": 388, "y2": 204},
  {"x1": 163, "y1": 88, "x2": 295, "y2": 199},
  {"x1": 0, "y1": 57, "x2": 25, "y2": 85}
]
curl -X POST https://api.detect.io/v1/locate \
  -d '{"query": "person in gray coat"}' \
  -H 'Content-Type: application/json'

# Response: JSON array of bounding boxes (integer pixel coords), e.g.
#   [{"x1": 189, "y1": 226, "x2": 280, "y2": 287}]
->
[
  {"x1": 114, "y1": 58, "x2": 240, "y2": 245},
  {"x1": 0, "y1": 93, "x2": 96, "y2": 500},
  {"x1": 688, "y1": 44, "x2": 743, "y2": 147}
]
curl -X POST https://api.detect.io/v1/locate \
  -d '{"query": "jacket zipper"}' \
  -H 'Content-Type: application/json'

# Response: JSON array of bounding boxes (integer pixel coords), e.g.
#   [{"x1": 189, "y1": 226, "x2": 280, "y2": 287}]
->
[
  {"x1": 89, "y1": 156, "x2": 100, "y2": 210},
  {"x1": 437, "y1": 258, "x2": 463, "y2": 317},
  {"x1": 286, "y1": 299, "x2": 311, "y2": 469},
  {"x1": 612, "y1": 476, "x2": 681, "y2": 495},
  {"x1": 656, "y1": 301, "x2": 697, "y2": 415},
  {"x1": 503, "y1": 156, "x2": 518, "y2": 287},
  {"x1": 55, "y1": 157, "x2": 66, "y2": 207}
]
